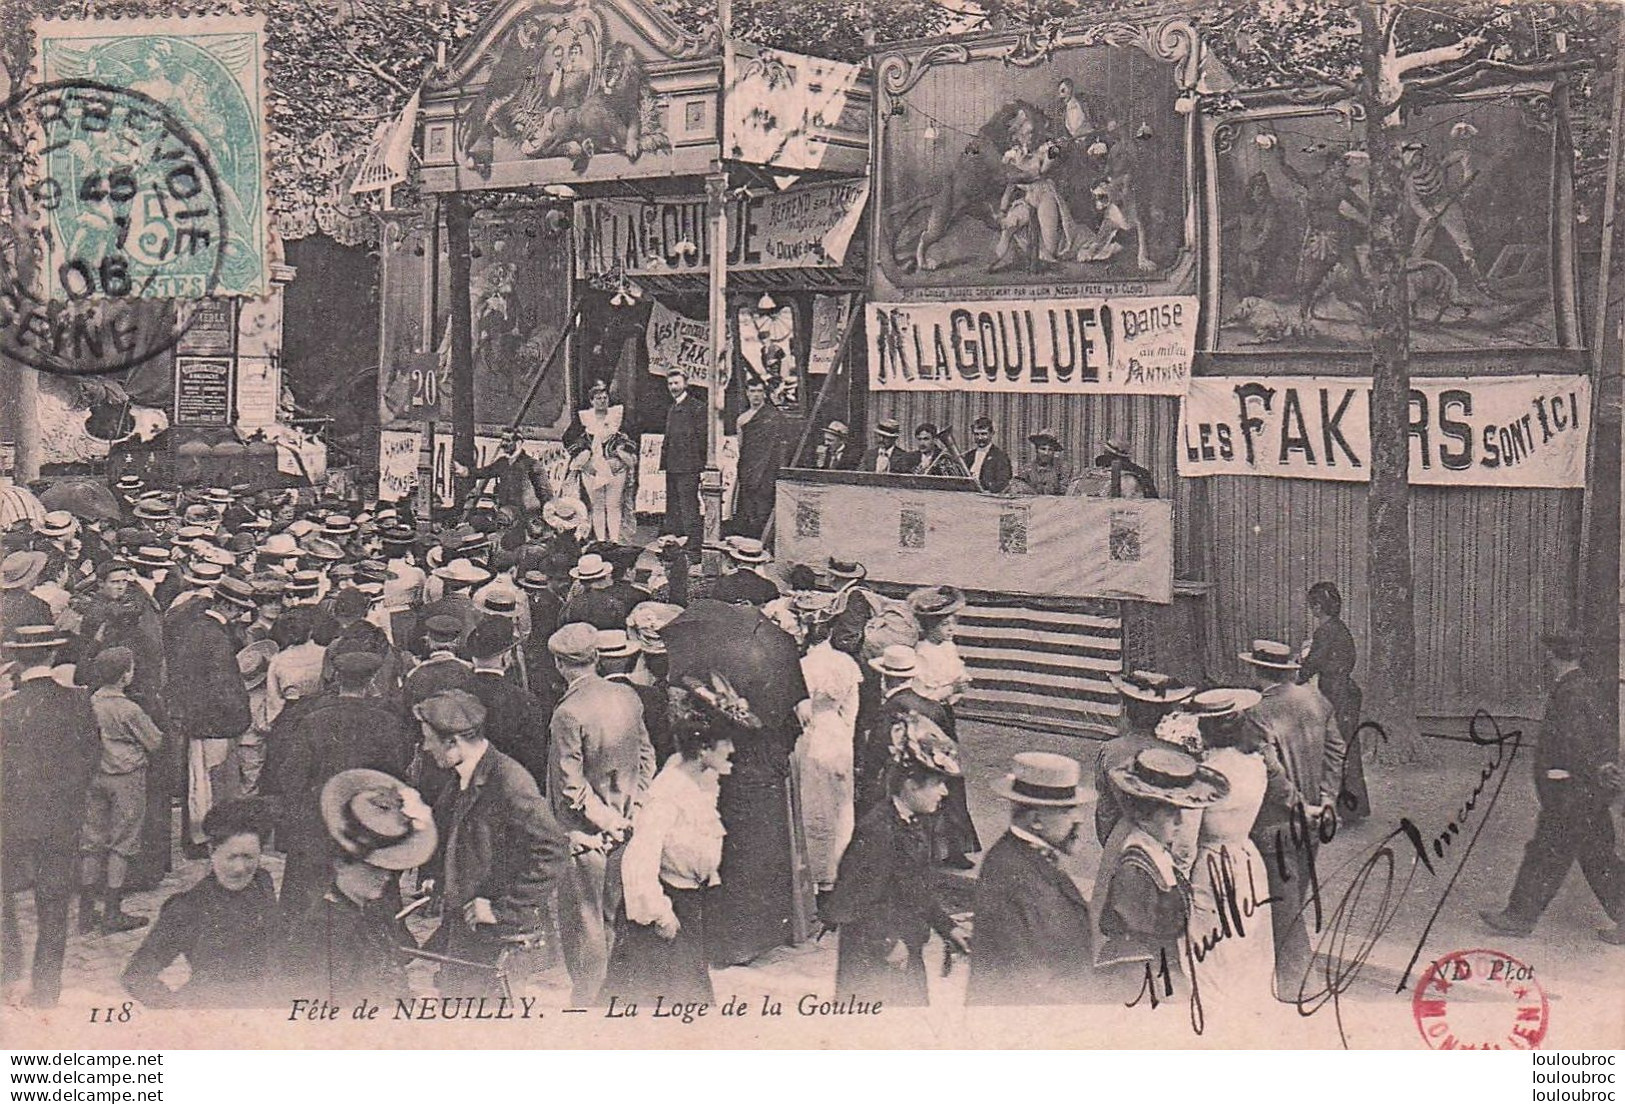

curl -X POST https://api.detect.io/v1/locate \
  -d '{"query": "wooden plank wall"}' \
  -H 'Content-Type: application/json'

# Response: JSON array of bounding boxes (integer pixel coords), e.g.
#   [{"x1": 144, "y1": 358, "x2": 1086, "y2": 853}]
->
[{"x1": 1207, "y1": 479, "x2": 1581, "y2": 720}]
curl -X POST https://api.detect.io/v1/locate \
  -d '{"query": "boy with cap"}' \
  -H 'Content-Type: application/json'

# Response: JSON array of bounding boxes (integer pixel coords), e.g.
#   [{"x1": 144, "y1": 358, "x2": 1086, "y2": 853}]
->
[
  {"x1": 414, "y1": 689, "x2": 569, "y2": 996},
  {"x1": 79, "y1": 647, "x2": 165, "y2": 934}
]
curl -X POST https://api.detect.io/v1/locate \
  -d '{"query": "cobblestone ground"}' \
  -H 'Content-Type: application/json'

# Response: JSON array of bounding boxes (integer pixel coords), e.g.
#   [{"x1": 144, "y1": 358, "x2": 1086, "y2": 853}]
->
[{"x1": 7, "y1": 720, "x2": 1623, "y2": 1040}]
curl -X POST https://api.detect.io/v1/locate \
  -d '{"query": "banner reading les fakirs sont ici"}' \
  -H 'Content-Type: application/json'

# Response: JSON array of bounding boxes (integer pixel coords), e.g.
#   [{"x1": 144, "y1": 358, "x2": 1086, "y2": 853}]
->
[{"x1": 1178, "y1": 375, "x2": 1591, "y2": 489}]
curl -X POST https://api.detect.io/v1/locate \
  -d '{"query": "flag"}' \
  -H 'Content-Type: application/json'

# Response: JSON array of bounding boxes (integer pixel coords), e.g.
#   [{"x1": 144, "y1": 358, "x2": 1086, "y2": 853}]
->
[{"x1": 351, "y1": 89, "x2": 419, "y2": 195}]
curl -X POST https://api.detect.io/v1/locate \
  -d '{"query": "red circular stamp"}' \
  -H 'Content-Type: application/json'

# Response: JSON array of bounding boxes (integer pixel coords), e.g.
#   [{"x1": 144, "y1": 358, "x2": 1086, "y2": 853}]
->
[{"x1": 1413, "y1": 948, "x2": 1548, "y2": 1050}]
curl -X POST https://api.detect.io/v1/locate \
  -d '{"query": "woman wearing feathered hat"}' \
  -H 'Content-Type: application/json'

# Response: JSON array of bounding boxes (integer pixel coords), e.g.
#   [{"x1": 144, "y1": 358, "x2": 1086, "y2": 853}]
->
[
  {"x1": 822, "y1": 713, "x2": 971, "y2": 1007},
  {"x1": 793, "y1": 592, "x2": 863, "y2": 898},
  {"x1": 600, "y1": 675, "x2": 759, "y2": 1005}
]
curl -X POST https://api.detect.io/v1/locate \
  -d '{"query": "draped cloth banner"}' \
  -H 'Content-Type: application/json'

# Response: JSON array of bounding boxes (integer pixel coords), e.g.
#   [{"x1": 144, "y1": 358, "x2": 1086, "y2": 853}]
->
[
  {"x1": 645, "y1": 302, "x2": 714, "y2": 385},
  {"x1": 868, "y1": 297, "x2": 1196, "y2": 394},
  {"x1": 774, "y1": 478, "x2": 1173, "y2": 603},
  {"x1": 574, "y1": 180, "x2": 868, "y2": 279},
  {"x1": 1177, "y1": 375, "x2": 1591, "y2": 488}
]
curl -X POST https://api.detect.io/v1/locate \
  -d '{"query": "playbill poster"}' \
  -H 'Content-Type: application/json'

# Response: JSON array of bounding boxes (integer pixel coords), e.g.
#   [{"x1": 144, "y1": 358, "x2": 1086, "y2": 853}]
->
[{"x1": 3, "y1": 0, "x2": 1623, "y2": 1070}]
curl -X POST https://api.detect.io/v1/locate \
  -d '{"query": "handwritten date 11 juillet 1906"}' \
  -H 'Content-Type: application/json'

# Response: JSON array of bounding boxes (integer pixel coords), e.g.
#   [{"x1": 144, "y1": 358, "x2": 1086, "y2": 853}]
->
[{"x1": 1130, "y1": 713, "x2": 1525, "y2": 1044}]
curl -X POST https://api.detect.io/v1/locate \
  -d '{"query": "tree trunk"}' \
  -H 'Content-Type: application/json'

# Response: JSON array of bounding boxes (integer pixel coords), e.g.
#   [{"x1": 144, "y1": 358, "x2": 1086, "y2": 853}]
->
[
  {"x1": 444, "y1": 192, "x2": 477, "y2": 508},
  {"x1": 1360, "y1": 2, "x2": 1424, "y2": 760}
]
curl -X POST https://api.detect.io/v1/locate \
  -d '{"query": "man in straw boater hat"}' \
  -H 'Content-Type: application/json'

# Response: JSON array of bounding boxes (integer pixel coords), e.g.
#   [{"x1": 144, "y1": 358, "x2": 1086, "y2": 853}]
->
[
  {"x1": 706, "y1": 535, "x2": 780, "y2": 607},
  {"x1": 281, "y1": 769, "x2": 438, "y2": 1004},
  {"x1": 1096, "y1": 669, "x2": 1197, "y2": 847},
  {"x1": 968, "y1": 752, "x2": 1101, "y2": 1006},
  {"x1": 1239, "y1": 638, "x2": 1346, "y2": 820},
  {"x1": 858, "y1": 418, "x2": 917, "y2": 475},
  {"x1": 856, "y1": 644, "x2": 953, "y2": 816},
  {"x1": 414, "y1": 688, "x2": 569, "y2": 997},
  {"x1": 545, "y1": 622, "x2": 655, "y2": 1005},
  {"x1": 0, "y1": 625, "x2": 96, "y2": 1007},
  {"x1": 1482, "y1": 628, "x2": 1625, "y2": 944},
  {"x1": 1091, "y1": 745, "x2": 1229, "y2": 1005},
  {"x1": 822, "y1": 713, "x2": 971, "y2": 1007},
  {"x1": 560, "y1": 552, "x2": 632, "y2": 632}
]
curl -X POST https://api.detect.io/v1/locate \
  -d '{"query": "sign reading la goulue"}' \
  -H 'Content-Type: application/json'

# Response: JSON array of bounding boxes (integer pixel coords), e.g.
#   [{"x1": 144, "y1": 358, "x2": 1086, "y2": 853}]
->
[
  {"x1": 867, "y1": 296, "x2": 1196, "y2": 396},
  {"x1": 1178, "y1": 375, "x2": 1591, "y2": 489}
]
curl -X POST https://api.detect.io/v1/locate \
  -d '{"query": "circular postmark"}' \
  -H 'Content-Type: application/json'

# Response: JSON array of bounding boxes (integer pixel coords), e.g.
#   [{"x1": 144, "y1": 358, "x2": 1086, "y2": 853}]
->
[
  {"x1": 1413, "y1": 948, "x2": 1548, "y2": 1050},
  {"x1": 0, "y1": 79, "x2": 227, "y2": 377}
]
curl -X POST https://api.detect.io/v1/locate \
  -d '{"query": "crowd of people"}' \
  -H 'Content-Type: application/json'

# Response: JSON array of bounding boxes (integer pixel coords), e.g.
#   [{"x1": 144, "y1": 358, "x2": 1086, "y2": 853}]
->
[{"x1": 0, "y1": 467, "x2": 1617, "y2": 1023}]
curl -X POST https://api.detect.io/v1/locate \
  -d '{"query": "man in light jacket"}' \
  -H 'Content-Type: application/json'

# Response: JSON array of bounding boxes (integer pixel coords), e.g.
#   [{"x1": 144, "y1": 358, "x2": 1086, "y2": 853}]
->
[{"x1": 546, "y1": 622, "x2": 656, "y2": 1004}]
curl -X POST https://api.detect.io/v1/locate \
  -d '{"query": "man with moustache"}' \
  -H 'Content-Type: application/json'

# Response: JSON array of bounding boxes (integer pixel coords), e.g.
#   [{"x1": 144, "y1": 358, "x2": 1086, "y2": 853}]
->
[{"x1": 967, "y1": 752, "x2": 1099, "y2": 1005}]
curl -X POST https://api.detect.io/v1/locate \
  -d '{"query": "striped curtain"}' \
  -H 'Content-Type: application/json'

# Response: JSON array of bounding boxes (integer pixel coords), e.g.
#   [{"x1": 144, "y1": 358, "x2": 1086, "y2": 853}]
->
[{"x1": 869, "y1": 583, "x2": 1123, "y2": 737}]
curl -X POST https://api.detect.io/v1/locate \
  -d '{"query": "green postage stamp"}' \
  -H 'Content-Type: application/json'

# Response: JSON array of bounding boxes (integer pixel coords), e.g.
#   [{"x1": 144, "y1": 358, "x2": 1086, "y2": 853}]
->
[{"x1": 33, "y1": 15, "x2": 268, "y2": 298}]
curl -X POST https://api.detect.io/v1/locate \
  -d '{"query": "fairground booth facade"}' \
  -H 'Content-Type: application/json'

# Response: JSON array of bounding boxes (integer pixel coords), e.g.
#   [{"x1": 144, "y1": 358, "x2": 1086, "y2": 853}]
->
[
  {"x1": 378, "y1": 0, "x2": 1593, "y2": 738},
  {"x1": 852, "y1": 10, "x2": 1590, "y2": 734},
  {"x1": 377, "y1": 0, "x2": 871, "y2": 524}
]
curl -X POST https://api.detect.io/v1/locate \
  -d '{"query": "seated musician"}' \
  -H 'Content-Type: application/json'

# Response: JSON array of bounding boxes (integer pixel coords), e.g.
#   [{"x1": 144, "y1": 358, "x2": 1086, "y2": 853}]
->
[
  {"x1": 860, "y1": 419, "x2": 919, "y2": 476},
  {"x1": 1008, "y1": 427, "x2": 1073, "y2": 496},
  {"x1": 961, "y1": 416, "x2": 1013, "y2": 494},
  {"x1": 1093, "y1": 438, "x2": 1159, "y2": 499},
  {"x1": 913, "y1": 424, "x2": 972, "y2": 479}
]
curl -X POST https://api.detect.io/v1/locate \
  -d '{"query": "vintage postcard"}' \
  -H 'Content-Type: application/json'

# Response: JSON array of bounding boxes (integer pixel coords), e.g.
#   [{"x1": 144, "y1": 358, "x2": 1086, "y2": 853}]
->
[{"x1": 0, "y1": 0, "x2": 1621, "y2": 1054}]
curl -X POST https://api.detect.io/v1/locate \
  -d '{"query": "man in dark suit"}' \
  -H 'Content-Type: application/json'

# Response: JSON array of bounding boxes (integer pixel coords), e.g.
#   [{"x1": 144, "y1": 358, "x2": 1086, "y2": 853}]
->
[
  {"x1": 812, "y1": 421, "x2": 859, "y2": 470},
  {"x1": 962, "y1": 416, "x2": 1013, "y2": 493},
  {"x1": 466, "y1": 617, "x2": 549, "y2": 789},
  {"x1": 707, "y1": 537, "x2": 780, "y2": 606},
  {"x1": 455, "y1": 429, "x2": 545, "y2": 516},
  {"x1": 855, "y1": 645, "x2": 953, "y2": 816},
  {"x1": 274, "y1": 650, "x2": 411, "y2": 922},
  {"x1": 968, "y1": 752, "x2": 1099, "y2": 1006},
  {"x1": 0, "y1": 626, "x2": 98, "y2": 1007},
  {"x1": 165, "y1": 586, "x2": 253, "y2": 857},
  {"x1": 661, "y1": 367, "x2": 707, "y2": 546},
  {"x1": 731, "y1": 377, "x2": 787, "y2": 538},
  {"x1": 418, "y1": 689, "x2": 569, "y2": 997},
  {"x1": 1483, "y1": 630, "x2": 1625, "y2": 942},
  {"x1": 858, "y1": 419, "x2": 919, "y2": 476}
]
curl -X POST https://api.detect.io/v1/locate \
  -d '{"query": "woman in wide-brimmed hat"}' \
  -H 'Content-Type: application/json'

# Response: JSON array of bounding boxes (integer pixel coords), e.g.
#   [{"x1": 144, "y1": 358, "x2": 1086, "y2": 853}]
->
[
  {"x1": 601, "y1": 675, "x2": 760, "y2": 1005},
  {"x1": 280, "y1": 769, "x2": 436, "y2": 1005},
  {"x1": 1092, "y1": 745, "x2": 1229, "y2": 1003},
  {"x1": 905, "y1": 584, "x2": 980, "y2": 869}
]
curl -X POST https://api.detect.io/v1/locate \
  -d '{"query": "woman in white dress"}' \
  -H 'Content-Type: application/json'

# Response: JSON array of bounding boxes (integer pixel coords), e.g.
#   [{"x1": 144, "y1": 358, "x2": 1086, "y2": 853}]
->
[
  {"x1": 793, "y1": 611, "x2": 863, "y2": 895},
  {"x1": 1182, "y1": 687, "x2": 1278, "y2": 1036},
  {"x1": 906, "y1": 585, "x2": 980, "y2": 867},
  {"x1": 576, "y1": 380, "x2": 638, "y2": 543}
]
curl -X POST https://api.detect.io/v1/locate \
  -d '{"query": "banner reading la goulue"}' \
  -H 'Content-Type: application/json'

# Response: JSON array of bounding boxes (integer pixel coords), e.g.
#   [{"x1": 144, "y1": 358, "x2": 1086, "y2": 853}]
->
[
  {"x1": 867, "y1": 297, "x2": 1196, "y2": 396},
  {"x1": 1178, "y1": 375, "x2": 1590, "y2": 489}
]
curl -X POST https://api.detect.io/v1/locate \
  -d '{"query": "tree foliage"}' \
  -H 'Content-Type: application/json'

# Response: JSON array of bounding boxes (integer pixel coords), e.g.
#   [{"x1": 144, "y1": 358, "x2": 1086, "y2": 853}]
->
[{"x1": 1, "y1": 0, "x2": 1615, "y2": 241}]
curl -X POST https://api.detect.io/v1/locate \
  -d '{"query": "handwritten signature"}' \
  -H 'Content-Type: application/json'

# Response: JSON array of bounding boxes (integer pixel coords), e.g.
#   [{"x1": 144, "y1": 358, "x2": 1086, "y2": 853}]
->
[{"x1": 1126, "y1": 711, "x2": 1523, "y2": 1044}]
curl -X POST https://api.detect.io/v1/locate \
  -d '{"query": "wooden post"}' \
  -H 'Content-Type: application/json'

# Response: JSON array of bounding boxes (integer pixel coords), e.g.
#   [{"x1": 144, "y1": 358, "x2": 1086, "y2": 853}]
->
[
  {"x1": 444, "y1": 192, "x2": 477, "y2": 507},
  {"x1": 702, "y1": 0, "x2": 732, "y2": 575},
  {"x1": 1581, "y1": 13, "x2": 1625, "y2": 708}
]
